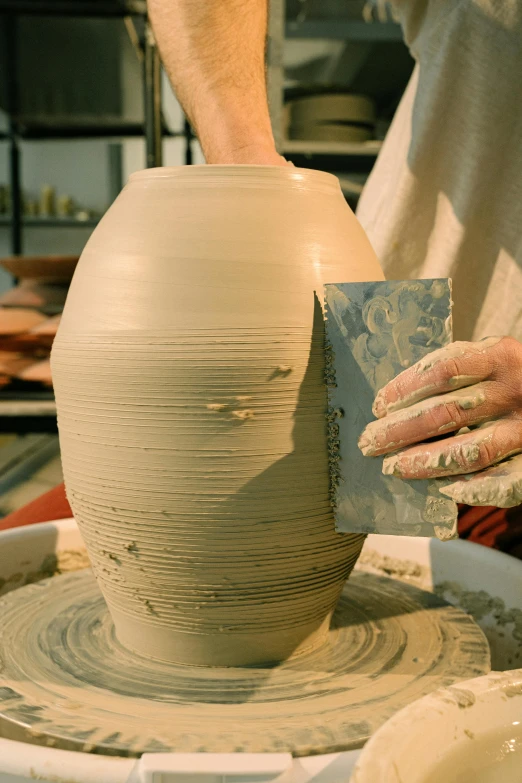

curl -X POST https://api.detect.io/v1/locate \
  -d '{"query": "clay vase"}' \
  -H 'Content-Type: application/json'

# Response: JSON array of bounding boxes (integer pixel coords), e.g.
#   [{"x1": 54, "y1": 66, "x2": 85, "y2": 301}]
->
[{"x1": 51, "y1": 166, "x2": 383, "y2": 667}]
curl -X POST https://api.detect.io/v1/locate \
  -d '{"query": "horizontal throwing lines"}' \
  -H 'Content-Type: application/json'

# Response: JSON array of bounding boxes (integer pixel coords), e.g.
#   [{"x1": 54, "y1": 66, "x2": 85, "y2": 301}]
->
[{"x1": 53, "y1": 328, "x2": 364, "y2": 637}]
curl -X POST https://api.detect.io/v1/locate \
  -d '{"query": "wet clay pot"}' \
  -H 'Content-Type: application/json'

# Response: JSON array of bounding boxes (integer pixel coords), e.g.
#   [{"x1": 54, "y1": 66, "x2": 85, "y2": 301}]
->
[{"x1": 51, "y1": 166, "x2": 383, "y2": 666}]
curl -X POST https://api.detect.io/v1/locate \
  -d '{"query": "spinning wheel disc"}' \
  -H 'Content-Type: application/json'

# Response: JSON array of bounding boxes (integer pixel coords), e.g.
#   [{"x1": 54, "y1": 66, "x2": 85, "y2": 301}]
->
[{"x1": 0, "y1": 569, "x2": 489, "y2": 757}]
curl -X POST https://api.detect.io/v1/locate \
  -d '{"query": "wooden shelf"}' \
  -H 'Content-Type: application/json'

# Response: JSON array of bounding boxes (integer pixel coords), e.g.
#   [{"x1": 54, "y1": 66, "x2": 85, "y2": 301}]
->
[
  {"x1": 0, "y1": 0, "x2": 146, "y2": 16},
  {"x1": 0, "y1": 400, "x2": 56, "y2": 416},
  {"x1": 9, "y1": 119, "x2": 178, "y2": 140},
  {"x1": 0, "y1": 399, "x2": 57, "y2": 433},
  {"x1": 0, "y1": 216, "x2": 100, "y2": 227}
]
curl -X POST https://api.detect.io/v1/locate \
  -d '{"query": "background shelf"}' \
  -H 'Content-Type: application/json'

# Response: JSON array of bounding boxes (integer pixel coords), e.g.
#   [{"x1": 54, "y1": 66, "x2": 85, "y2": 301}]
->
[
  {"x1": 0, "y1": 399, "x2": 57, "y2": 433},
  {"x1": 285, "y1": 20, "x2": 403, "y2": 42},
  {"x1": 9, "y1": 119, "x2": 179, "y2": 140}
]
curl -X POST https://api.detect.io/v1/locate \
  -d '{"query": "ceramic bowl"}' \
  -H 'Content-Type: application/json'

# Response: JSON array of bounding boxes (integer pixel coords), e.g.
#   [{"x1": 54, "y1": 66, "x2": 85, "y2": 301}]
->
[{"x1": 351, "y1": 668, "x2": 522, "y2": 783}]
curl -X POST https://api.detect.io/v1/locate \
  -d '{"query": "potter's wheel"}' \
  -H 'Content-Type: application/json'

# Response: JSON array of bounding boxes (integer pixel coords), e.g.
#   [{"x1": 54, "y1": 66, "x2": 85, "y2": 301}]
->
[{"x1": 0, "y1": 568, "x2": 489, "y2": 758}]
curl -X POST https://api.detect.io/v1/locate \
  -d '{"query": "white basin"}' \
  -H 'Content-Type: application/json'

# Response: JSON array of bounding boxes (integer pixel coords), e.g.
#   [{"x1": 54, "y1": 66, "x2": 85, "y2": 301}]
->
[{"x1": 352, "y1": 668, "x2": 522, "y2": 783}]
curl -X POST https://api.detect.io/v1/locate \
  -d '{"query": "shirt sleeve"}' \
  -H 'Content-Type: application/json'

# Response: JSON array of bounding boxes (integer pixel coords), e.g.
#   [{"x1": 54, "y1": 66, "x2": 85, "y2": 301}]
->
[{"x1": 384, "y1": 0, "x2": 430, "y2": 56}]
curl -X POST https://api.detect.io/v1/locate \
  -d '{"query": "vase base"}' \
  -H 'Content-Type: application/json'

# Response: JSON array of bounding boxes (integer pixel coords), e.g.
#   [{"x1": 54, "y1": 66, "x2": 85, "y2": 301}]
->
[
  {"x1": 0, "y1": 568, "x2": 489, "y2": 757},
  {"x1": 111, "y1": 607, "x2": 333, "y2": 667}
]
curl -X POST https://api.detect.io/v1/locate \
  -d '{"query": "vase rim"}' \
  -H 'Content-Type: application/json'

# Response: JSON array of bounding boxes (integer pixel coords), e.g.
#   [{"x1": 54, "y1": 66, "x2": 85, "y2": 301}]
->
[{"x1": 128, "y1": 164, "x2": 340, "y2": 191}]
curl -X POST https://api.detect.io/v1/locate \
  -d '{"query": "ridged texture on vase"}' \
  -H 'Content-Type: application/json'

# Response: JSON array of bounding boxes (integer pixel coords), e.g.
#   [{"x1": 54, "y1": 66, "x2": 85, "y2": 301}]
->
[{"x1": 51, "y1": 165, "x2": 384, "y2": 666}]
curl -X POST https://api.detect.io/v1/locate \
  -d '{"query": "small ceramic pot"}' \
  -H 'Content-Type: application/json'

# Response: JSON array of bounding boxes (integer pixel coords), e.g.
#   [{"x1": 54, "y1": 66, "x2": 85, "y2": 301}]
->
[{"x1": 51, "y1": 165, "x2": 383, "y2": 666}]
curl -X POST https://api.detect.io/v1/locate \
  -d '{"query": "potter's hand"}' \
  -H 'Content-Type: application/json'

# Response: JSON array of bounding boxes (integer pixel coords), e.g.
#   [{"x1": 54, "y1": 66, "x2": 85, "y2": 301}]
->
[{"x1": 358, "y1": 337, "x2": 522, "y2": 507}]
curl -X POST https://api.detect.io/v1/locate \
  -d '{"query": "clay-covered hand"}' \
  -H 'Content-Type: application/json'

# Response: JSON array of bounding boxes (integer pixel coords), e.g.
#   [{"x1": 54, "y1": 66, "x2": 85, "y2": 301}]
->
[{"x1": 357, "y1": 337, "x2": 522, "y2": 507}]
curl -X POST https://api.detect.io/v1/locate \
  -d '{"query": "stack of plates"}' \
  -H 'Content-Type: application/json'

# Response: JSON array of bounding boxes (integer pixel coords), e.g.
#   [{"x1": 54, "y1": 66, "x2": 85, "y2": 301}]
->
[
  {"x1": 0, "y1": 255, "x2": 77, "y2": 393},
  {"x1": 0, "y1": 310, "x2": 58, "y2": 389},
  {"x1": 0, "y1": 280, "x2": 68, "y2": 311},
  {"x1": 0, "y1": 311, "x2": 60, "y2": 352},
  {"x1": 286, "y1": 94, "x2": 376, "y2": 143},
  {"x1": 0, "y1": 254, "x2": 78, "y2": 283}
]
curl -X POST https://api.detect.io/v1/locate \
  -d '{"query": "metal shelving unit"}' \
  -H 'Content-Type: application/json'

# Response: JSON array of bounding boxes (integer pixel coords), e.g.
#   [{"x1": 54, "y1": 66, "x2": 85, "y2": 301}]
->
[
  {"x1": 0, "y1": 1, "x2": 409, "y2": 434},
  {"x1": 268, "y1": 2, "x2": 410, "y2": 175},
  {"x1": 0, "y1": 0, "x2": 173, "y2": 432},
  {"x1": 3, "y1": 120, "x2": 171, "y2": 139},
  {"x1": 0, "y1": 1, "x2": 146, "y2": 14},
  {"x1": 0, "y1": 0, "x2": 189, "y2": 256}
]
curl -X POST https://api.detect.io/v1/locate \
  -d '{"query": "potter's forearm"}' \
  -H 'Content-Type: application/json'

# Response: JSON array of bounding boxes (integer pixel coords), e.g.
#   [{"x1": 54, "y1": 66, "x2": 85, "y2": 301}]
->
[{"x1": 149, "y1": 0, "x2": 282, "y2": 164}]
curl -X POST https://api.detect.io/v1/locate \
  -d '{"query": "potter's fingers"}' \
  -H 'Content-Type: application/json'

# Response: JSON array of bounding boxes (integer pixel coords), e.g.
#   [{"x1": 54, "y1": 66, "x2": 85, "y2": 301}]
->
[
  {"x1": 372, "y1": 337, "x2": 504, "y2": 418},
  {"x1": 358, "y1": 383, "x2": 508, "y2": 457},
  {"x1": 440, "y1": 453, "x2": 522, "y2": 507},
  {"x1": 381, "y1": 418, "x2": 522, "y2": 480}
]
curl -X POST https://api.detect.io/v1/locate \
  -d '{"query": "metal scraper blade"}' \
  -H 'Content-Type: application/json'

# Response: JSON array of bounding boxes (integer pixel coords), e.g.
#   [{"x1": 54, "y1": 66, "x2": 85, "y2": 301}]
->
[{"x1": 324, "y1": 279, "x2": 458, "y2": 539}]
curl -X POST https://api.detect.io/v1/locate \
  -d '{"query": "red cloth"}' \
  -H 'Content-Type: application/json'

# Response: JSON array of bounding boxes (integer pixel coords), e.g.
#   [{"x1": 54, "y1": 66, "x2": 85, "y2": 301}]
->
[
  {"x1": 458, "y1": 503, "x2": 522, "y2": 560},
  {"x1": 1, "y1": 482, "x2": 521, "y2": 560},
  {"x1": 0, "y1": 483, "x2": 71, "y2": 531}
]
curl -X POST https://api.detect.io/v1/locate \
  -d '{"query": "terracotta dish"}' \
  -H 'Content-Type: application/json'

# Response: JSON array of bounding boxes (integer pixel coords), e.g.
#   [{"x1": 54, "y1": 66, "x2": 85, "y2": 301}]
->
[
  {"x1": 0, "y1": 281, "x2": 68, "y2": 310},
  {"x1": 0, "y1": 255, "x2": 79, "y2": 283},
  {"x1": 17, "y1": 358, "x2": 52, "y2": 387},
  {"x1": 0, "y1": 308, "x2": 46, "y2": 335},
  {"x1": 30, "y1": 314, "x2": 61, "y2": 338}
]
